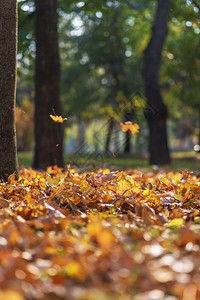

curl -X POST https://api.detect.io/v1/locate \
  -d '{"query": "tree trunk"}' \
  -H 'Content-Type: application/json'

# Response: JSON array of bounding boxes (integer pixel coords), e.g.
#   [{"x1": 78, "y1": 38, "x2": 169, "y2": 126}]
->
[
  {"x1": 77, "y1": 120, "x2": 86, "y2": 150},
  {"x1": 0, "y1": 0, "x2": 18, "y2": 181},
  {"x1": 198, "y1": 106, "x2": 200, "y2": 152},
  {"x1": 105, "y1": 119, "x2": 114, "y2": 153},
  {"x1": 33, "y1": 0, "x2": 64, "y2": 169},
  {"x1": 123, "y1": 110, "x2": 134, "y2": 154},
  {"x1": 143, "y1": 0, "x2": 171, "y2": 165},
  {"x1": 114, "y1": 121, "x2": 120, "y2": 154},
  {"x1": 124, "y1": 131, "x2": 131, "y2": 154}
]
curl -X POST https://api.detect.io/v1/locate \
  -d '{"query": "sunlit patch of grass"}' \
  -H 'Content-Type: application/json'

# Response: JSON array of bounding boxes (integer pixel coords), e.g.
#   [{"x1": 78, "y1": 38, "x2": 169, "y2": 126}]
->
[{"x1": 18, "y1": 151, "x2": 33, "y2": 167}]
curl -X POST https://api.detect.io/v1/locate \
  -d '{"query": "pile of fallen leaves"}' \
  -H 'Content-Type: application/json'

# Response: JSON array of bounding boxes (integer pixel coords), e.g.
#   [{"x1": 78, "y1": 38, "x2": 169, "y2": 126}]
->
[{"x1": 0, "y1": 166, "x2": 200, "y2": 300}]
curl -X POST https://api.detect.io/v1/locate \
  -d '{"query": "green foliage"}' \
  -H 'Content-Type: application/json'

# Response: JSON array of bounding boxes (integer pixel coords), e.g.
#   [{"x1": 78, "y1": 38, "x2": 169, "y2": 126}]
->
[
  {"x1": 162, "y1": 0, "x2": 200, "y2": 117},
  {"x1": 59, "y1": 0, "x2": 152, "y2": 121},
  {"x1": 17, "y1": 0, "x2": 200, "y2": 151},
  {"x1": 17, "y1": 0, "x2": 35, "y2": 79}
]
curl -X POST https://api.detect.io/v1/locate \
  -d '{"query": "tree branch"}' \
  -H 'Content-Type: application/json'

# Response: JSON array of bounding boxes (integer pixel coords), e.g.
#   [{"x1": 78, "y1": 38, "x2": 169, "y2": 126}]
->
[
  {"x1": 123, "y1": 0, "x2": 151, "y2": 11},
  {"x1": 192, "y1": 0, "x2": 200, "y2": 11}
]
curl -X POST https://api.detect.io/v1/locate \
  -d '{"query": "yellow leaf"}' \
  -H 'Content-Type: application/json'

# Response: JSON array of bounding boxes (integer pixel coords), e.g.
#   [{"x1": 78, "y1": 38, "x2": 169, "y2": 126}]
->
[
  {"x1": 0, "y1": 290, "x2": 24, "y2": 300},
  {"x1": 120, "y1": 122, "x2": 140, "y2": 134},
  {"x1": 65, "y1": 260, "x2": 85, "y2": 280},
  {"x1": 97, "y1": 229, "x2": 115, "y2": 250},
  {"x1": 25, "y1": 194, "x2": 35, "y2": 206},
  {"x1": 87, "y1": 222, "x2": 102, "y2": 237},
  {"x1": 88, "y1": 222, "x2": 115, "y2": 250},
  {"x1": 167, "y1": 218, "x2": 185, "y2": 228},
  {"x1": 143, "y1": 189, "x2": 150, "y2": 196},
  {"x1": 50, "y1": 114, "x2": 67, "y2": 123}
]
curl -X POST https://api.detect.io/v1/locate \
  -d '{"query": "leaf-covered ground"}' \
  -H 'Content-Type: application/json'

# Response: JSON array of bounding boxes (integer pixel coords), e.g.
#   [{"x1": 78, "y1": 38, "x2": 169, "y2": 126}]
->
[{"x1": 0, "y1": 166, "x2": 200, "y2": 300}]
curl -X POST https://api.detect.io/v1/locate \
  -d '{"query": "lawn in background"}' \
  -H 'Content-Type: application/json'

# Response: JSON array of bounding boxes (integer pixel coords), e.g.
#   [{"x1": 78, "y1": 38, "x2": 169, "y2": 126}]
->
[{"x1": 18, "y1": 150, "x2": 200, "y2": 172}]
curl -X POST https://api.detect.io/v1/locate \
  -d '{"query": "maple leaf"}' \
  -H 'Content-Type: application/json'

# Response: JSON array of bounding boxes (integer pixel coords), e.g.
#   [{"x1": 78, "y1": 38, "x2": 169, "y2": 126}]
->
[
  {"x1": 50, "y1": 114, "x2": 67, "y2": 123},
  {"x1": 120, "y1": 122, "x2": 140, "y2": 134}
]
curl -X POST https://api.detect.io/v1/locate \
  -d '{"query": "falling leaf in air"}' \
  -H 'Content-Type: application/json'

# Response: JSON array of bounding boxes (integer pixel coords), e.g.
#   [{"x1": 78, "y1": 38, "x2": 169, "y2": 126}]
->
[
  {"x1": 50, "y1": 114, "x2": 67, "y2": 123},
  {"x1": 17, "y1": 108, "x2": 26, "y2": 114},
  {"x1": 120, "y1": 121, "x2": 140, "y2": 134}
]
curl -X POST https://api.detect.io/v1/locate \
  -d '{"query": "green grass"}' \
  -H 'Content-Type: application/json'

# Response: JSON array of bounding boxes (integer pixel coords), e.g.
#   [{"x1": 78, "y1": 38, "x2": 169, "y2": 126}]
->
[
  {"x1": 18, "y1": 151, "x2": 200, "y2": 172},
  {"x1": 18, "y1": 151, "x2": 33, "y2": 167}
]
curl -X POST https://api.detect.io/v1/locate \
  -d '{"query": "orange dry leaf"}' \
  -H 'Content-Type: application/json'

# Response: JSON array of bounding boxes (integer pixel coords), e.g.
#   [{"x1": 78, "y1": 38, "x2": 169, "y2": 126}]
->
[
  {"x1": 120, "y1": 122, "x2": 139, "y2": 134},
  {"x1": 1, "y1": 166, "x2": 200, "y2": 299},
  {"x1": 8, "y1": 173, "x2": 16, "y2": 184},
  {"x1": 50, "y1": 114, "x2": 67, "y2": 123},
  {"x1": 0, "y1": 290, "x2": 24, "y2": 300},
  {"x1": 17, "y1": 108, "x2": 26, "y2": 114},
  {"x1": 87, "y1": 222, "x2": 115, "y2": 250}
]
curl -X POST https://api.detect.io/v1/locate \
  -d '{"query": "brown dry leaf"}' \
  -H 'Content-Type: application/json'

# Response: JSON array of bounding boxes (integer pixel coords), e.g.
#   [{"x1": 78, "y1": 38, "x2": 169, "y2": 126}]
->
[
  {"x1": 141, "y1": 203, "x2": 155, "y2": 226},
  {"x1": 0, "y1": 167, "x2": 200, "y2": 299},
  {"x1": 0, "y1": 197, "x2": 9, "y2": 208}
]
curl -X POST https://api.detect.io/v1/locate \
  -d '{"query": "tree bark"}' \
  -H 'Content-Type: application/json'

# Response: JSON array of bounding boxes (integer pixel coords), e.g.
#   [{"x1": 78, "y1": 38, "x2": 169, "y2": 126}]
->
[
  {"x1": 105, "y1": 119, "x2": 114, "y2": 153},
  {"x1": 0, "y1": 0, "x2": 18, "y2": 181},
  {"x1": 33, "y1": 0, "x2": 64, "y2": 169},
  {"x1": 123, "y1": 110, "x2": 134, "y2": 154},
  {"x1": 143, "y1": 0, "x2": 171, "y2": 165}
]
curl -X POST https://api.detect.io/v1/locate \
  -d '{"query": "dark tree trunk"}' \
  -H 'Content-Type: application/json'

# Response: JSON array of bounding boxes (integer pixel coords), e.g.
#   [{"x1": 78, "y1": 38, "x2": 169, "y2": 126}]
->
[
  {"x1": 198, "y1": 106, "x2": 200, "y2": 152},
  {"x1": 0, "y1": 0, "x2": 18, "y2": 181},
  {"x1": 124, "y1": 131, "x2": 131, "y2": 153},
  {"x1": 105, "y1": 119, "x2": 114, "y2": 153},
  {"x1": 33, "y1": 0, "x2": 64, "y2": 169},
  {"x1": 143, "y1": 0, "x2": 171, "y2": 165},
  {"x1": 123, "y1": 110, "x2": 134, "y2": 154}
]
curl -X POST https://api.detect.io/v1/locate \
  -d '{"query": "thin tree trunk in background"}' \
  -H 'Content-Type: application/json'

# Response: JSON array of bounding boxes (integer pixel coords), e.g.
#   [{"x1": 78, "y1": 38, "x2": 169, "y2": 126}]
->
[
  {"x1": 123, "y1": 110, "x2": 134, "y2": 154},
  {"x1": 124, "y1": 131, "x2": 131, "y2": 153},
  {"x1": 33, "y1": 0, "x2": 64, "y2": 169},
  {"x1": 198, "y1": 106, "x2": 200, "y2": 152},
  {"x1": 0, "y1": 0, "x2": 18, "y2": 181},
  {"x1": 105, "y1": 119, "x2": 114, "y2": 153},
  {"x1": 114, "y1": 121, "x2": 120, "y2": 153},
  {"x1": 143, "y1": 0, "x2": 171, "y2": 165},
  {"x1": 77, "y1": 120, "x2": 86, "y2": 150}
]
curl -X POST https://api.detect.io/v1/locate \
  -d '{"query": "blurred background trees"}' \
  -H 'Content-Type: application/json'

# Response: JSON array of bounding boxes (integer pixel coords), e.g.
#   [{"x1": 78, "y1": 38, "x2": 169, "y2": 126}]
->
[{"x1": 16, "y1": 0, "x2": 200, "y2": 167}]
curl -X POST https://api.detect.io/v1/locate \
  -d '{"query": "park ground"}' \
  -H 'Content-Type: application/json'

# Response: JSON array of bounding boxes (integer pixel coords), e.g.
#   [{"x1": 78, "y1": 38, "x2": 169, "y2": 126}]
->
[
  {"x1": 0, "y1": 150, "x2": 199, "y2": 299},
  {"x1": 18, "y1": 150, "x2": 200, "y2": 172}
]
